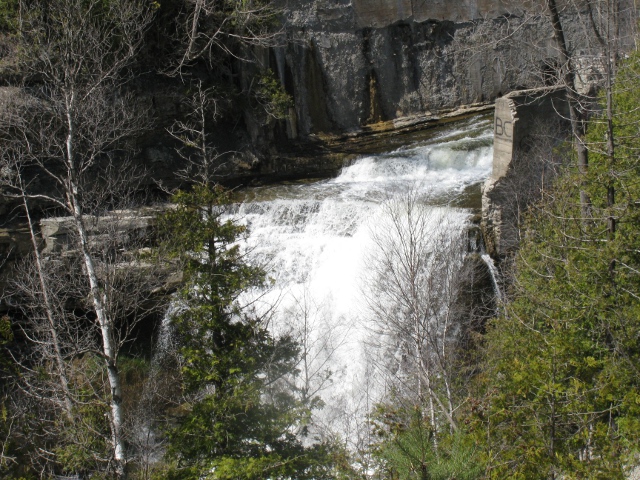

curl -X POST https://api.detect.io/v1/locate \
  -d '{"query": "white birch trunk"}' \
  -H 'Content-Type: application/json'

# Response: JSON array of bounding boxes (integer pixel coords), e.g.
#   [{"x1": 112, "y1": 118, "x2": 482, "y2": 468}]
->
[{"x1": 65, "y1": 102, "x2": 126, "y2": 478}]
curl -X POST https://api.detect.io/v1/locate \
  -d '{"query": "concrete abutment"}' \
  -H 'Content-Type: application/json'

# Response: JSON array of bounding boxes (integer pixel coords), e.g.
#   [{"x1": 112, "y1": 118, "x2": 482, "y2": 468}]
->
[{"x1": 482, "y1": 87, "x2": 571, "y2": 259}]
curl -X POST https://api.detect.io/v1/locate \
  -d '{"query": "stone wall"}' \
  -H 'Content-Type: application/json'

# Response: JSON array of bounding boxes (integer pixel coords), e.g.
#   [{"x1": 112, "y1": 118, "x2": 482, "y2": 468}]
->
[{"x1": 482, "y1": 87, "x2": 571, "y2": 258}]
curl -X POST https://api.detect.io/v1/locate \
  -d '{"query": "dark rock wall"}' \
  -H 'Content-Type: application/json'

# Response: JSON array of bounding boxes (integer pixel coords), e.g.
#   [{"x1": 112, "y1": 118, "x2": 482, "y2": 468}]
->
[
  {"x1": 277, "y1": 0, "x2": 551, "y2": 137},
  {"x1": 2, "y1": 0, "x2": 637, "y2": 196},
  {"x1": 276, "y1": 0, "x2": 636, "y2": 138}
]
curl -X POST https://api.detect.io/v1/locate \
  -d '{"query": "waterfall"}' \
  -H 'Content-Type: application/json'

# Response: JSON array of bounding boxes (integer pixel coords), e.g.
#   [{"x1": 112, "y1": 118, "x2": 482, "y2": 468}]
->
[
  {"x1": 232, "y1": 116, "x2": 494, "y2": 445},
  {"x1": 481, "y1": 253, "x2": 503, "y2": 302},
  {"x1": 131, "y1": 302, "x2": 184, "y2": 466}
]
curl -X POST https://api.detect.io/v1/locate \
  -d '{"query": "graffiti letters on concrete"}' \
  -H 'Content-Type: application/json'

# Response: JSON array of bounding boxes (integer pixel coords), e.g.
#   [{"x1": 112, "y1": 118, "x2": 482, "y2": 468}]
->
[{"x1": 495, "y1": 117, "x2": 512, "y2": 138}]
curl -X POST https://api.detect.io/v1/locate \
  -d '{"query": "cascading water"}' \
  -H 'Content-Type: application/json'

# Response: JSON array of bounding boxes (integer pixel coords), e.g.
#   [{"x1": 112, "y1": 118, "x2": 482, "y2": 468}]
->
[
  {"x1": 230, "y1": 116, "x2": 495, "y2": 447},
  {"x1": 481, "y1": 253, "x2": 503, "y2": 302}
]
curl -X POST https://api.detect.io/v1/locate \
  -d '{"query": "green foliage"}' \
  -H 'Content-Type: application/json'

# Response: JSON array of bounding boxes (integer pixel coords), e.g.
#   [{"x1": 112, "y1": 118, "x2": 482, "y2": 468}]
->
[
  {"x1": 53, "y1": 355, "x2": 112, "y2": 475},
  {"x1": 372, "y1": 404, "x2": 482, "y2": 480},
  {"x1": 256, "y1": 69, "x2": 293, "y2": 120},
  {"x1": 478, "y1": 51, "x2": 640, "y2": 479},
  {"x1": 0, "y1": 0, "x2": 18, "y2": 32},
  {"x1": 159, "y1": 184, "x2": 264, "y2": 327},
  {"x1": 159, "y1": 184, "x2": 342, "y2": 479},
  {"x1": 54, "y1": 402, "x2": 111, "y2": 475},
  {"x1": 0, "y1": 315, "x2": 17, "y2": 477},
  {"x1": 0, "y1": 350, "x2": 115, "y2": 478}
]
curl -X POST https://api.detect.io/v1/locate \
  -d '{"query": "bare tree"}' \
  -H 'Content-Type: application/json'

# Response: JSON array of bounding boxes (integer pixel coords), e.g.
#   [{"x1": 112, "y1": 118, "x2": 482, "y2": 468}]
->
[
  {"x1": 282, "y1": 287, "x2": 351, "y2": 406},
  {"x1": 0, "y1": 283, "x2": 25, "y2": 477},
  {"x1": 171, "y1": 0, "x2": 284, "y2": 74},
  {"x1": 0, "y1": 0, "x2": 156, "y2": 476},
  {"x1": 363, "y1": 190, "x2": 469, "y2": 449},
  {"x1": 9, "y1": 255, "x2": 99, "y2": 475},
  {"x1": 4, "y1": 206, "x2": 168, "y2": 476},
  {"x1": 10, "y1": 159, "x2": 76, "y2": 419},
  {"x1": 166, "y1": 80, "x2": 230, "y2": 185}
]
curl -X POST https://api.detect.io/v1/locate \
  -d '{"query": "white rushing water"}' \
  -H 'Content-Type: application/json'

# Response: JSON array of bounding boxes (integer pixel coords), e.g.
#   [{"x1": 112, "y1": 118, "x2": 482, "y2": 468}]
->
[
  {"x1": 232, "y1": 116, "x2": 494, "y2": 447},
  {"x1": 481, "y1": 253, "x2": 503, "y2": 302}
]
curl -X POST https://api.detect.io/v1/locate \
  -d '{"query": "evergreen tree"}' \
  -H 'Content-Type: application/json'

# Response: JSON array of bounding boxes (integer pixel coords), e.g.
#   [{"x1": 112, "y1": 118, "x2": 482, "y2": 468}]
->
[
  {"x1": 371, "y1": 403, "x2": 482, "y2": 480},
  {"x1": 159, "y1": 184, "x2": 344, "y2": 479},
  {"x1": 0, "y1": 315, "x2": 20, "y2": 477},
  {"x1": 478, "y1": 51, "x2": 640, "y2": 479}
]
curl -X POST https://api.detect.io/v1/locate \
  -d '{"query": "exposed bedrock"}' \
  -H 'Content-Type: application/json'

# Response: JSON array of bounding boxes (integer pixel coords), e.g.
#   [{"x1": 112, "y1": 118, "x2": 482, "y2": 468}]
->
[
  {"x1": 1, "y1": 1, "x2": 637, "y2": 231},
  {"x1": 2, "y1": 0, "x2": 635, "y2": 192},
  {"x1": 272, "y1": 0, "x2": 636, "y2": 140}
]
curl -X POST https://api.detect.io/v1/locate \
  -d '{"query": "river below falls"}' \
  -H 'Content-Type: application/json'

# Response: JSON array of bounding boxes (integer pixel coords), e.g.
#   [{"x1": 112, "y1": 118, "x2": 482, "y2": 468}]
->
[{"x1": 228, "y1": 115, "x2": 494, "y2": 447}]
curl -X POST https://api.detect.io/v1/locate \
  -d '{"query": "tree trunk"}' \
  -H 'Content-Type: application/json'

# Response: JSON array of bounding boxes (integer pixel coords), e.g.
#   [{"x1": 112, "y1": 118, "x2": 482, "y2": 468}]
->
[
  {"x1": 72, "y1": 200, "x2": 126, "y2": 478},
  {"x1": 545, "y1": 0, "x2": 591, "y2": 217},
  {"x1": 605, "y1": 0, "x2": 617, "y2": 241},
  {"x1": 66, "y1": 104, "x2": 126, "y2": 478},
  {"x1": 19, "y1": 176, "x2": 74, "y2": 418}
]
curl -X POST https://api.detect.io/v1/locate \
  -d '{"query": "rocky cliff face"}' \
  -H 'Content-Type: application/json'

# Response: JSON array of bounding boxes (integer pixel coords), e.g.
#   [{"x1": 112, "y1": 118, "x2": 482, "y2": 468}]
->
[
  {"x1": 3, "y1": 1, "x2": 632, "y2": 188},
  {"x1": 2, "y1": 1, "x2": 637, "y2": 205},
  {"x1": 274, "y1": 0, "x2": 545, "y2": 138},
  {"x1": 272, "y1": 0, "x2": 635, "y2": 138}
]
